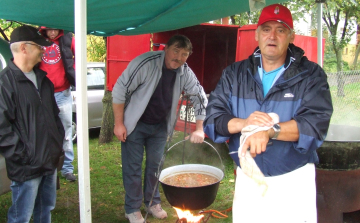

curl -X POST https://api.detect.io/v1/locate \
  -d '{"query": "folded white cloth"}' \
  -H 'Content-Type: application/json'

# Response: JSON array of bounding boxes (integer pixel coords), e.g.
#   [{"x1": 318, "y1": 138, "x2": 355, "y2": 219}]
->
[{"x1": 238, "y1": 112, "x2": 279, "y2": 196}]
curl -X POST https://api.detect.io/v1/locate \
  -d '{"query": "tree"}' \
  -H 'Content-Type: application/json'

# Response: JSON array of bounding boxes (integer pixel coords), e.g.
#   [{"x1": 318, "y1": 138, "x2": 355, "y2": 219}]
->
[
  {"x1": 351, "y1": 23, "x2": 360, "y2": 70},
  {"x1": 85, "y1": 35, "x2": 114, "y2": 144},
  {"x1": 353, "y1": 24, "x2": 360, "y2": 69},
  {"x1": 97, "y1": 38, "x2": 114, "y2": 144},
  {"x1": 230, "y1": 11, "x2": 260, "y2": 26},
  {"x1": 292, "y1": 0, "x2": 360, "y2": 97},
  {"x1": 87, "y1": 35, "x2": 106, "y2": 62},
  {"x1": 322, "y1": 0, "x2": 359, "y2": 96},
  {"x1": 0, "y1": 20, "x2": 23, "y2": 40}
]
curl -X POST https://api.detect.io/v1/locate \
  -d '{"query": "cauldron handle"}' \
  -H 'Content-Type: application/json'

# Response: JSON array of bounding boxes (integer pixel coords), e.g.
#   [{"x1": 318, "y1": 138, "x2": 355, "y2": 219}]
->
[{"x1": 163, "y1": 139, "x2": 225, "y2": 173}]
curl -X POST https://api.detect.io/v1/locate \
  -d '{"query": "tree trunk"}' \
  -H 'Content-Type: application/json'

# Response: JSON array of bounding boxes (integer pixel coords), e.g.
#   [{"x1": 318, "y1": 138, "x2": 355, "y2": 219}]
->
[
  {"x1": 335, "y1": 49, "x2": 345, "y2": 97},
  {"x1": 98, "y1": 90, "x2": 114, "y2": 144},
  {"x1": 353, "y1": 41, "x2": 360, "y2": 69},
  {"x1": 98, "y1": 37, "x2": 114, "y2": 144},
  {"x1": 230, "y1": 15, "x2": 236, "y2": 25}
]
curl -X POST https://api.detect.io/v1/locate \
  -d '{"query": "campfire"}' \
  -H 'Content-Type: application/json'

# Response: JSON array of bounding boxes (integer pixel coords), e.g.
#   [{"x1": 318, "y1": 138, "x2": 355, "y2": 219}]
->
[{"x1": 174, "y1": 207, "x2": 204, "y2": 223}]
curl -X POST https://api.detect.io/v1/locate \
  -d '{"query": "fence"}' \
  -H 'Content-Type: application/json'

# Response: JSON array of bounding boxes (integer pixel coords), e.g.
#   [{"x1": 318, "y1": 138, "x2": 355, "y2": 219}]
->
[{"x1": 327, "y1": 71, "x2": 360, "y2": 127}]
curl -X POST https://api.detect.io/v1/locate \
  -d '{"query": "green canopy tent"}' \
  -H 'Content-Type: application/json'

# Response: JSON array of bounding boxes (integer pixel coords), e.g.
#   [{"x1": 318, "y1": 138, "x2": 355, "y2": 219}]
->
[
  {"x1": 0, "y1": 0, "x2": 287, "y2": 36},
  {"x1": 1, "y1": 0, "x2": 324, "y2": 222}
]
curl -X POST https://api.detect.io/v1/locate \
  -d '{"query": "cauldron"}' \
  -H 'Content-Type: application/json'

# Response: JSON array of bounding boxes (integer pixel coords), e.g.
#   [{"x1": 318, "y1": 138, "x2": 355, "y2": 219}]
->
[
  {"x1": 158, "y1": 140, "x2": 224, "y2": 210},
  {"x1": 316, "y1": 124, "x2": 360, "y2": 223},
  {"x1": 159, "y1": 164, "x2": 224, "y2": 210}
]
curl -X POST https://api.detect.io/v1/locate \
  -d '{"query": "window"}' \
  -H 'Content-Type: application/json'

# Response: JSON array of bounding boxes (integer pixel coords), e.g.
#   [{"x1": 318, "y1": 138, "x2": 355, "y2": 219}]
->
[{"x1": 87, "y1": 67, "x2": 105, "y2": 90}]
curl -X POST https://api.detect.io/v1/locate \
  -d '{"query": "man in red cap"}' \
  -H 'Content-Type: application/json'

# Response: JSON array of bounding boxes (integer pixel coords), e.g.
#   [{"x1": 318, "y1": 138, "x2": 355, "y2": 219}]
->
[{"x1": 204, "y1": 4, "x2": 333, "y2": 222}]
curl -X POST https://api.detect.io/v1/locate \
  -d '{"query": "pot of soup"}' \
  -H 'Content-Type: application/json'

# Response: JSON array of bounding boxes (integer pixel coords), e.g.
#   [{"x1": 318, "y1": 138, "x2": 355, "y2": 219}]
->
[
  {"x1": 158, "y1": 140, "x2": 224, "y2": 210},
  {"x1": 159, "y1": 164, "x2": 224, "y2": 210}
]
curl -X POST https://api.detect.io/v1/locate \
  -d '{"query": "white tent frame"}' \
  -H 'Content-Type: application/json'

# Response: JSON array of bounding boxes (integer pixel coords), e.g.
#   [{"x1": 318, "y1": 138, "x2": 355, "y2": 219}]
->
[{"x1": 75, "y1": 0, "x2": 92, "y2": 222}]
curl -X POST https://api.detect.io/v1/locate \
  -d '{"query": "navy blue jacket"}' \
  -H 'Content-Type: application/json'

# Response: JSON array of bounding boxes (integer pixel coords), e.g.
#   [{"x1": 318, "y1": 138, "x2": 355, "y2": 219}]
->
[{"x1": 204, "y1": 44, "x2": 333, "y2": 176}]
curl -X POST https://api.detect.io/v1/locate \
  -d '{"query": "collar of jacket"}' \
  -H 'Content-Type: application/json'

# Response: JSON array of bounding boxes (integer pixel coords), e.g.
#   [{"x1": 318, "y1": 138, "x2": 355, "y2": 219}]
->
[
  {"x1": 9, "y1": 59, "x2": 47, "y2": 82},
  {"x1": 250, "y1": 43, "x2": 305, "y2": 80}
]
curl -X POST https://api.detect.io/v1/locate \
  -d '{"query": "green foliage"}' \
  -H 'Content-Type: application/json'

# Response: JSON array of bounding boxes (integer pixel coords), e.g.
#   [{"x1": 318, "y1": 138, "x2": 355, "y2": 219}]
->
[
  {"x1": 291, "y1": 0, "x2": 360, "y2": 72},
  {"x1": 323, "y1": 56, "x2": 350, "y2": 73},
  {"x1": 231, "y1": 11, "x2": 260, "y2": 26},
  {"x1": 0, "y1": 19, "x2": 29, "y2": 40},
  {"x1": 323, "y1": 27, "x2": 351, "y2": 73},
  {"x1": 87, "y1": 35, "x2": 106, "y2": 62}
]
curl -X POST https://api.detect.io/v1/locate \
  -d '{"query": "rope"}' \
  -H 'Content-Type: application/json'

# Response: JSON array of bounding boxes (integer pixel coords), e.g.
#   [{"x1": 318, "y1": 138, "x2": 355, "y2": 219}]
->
[{"x1": 200, "y1": 207, "x2": 232, "y2": 219}]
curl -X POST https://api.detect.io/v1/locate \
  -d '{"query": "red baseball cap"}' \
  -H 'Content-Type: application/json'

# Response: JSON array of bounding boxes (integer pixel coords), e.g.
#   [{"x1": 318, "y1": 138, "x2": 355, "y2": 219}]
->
[{"x1": 257, "y1": 4, "x2": 293, "y2": 30}]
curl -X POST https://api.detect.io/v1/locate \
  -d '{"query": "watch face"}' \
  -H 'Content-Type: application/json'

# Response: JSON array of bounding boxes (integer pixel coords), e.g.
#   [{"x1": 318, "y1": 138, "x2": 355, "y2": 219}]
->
[
  {"x1": 272, "y1": 124, "x2": 281, "y2": 139},
  {"x1": 273, "y1": 124, "x2": 281, "y2": 131}
]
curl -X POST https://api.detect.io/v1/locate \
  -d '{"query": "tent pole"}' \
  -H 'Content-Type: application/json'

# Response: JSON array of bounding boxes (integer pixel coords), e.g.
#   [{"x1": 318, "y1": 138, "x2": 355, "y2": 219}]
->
[
  {"x1": 75, "y1": 0, "x2": 92, "y2": 222},
  {"x1": 317, "y1": 1, "x2": 323, "y2": 67}
]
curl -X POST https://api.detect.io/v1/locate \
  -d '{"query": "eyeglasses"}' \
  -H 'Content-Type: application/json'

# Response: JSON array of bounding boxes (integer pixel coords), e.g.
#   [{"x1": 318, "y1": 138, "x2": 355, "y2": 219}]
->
[{"x1": 25, "y1": 42, "x2": 45, "y2": 50}]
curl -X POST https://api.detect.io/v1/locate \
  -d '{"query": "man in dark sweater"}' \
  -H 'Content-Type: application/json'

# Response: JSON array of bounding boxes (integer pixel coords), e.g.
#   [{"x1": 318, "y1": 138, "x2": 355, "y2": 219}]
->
[{"x1": 112, "y1": 35, "x2": 207, "y2": 223}]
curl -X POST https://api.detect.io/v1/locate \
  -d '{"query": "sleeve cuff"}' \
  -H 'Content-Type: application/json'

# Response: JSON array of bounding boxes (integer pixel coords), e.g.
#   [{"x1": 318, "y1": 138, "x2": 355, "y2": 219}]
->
[{"x1": 215, "y1": 114, "x2": 236, "y2": 136}]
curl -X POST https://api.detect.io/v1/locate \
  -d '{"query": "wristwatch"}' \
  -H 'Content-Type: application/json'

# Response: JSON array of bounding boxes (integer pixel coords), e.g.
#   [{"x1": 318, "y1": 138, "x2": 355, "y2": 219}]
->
[{"x1": 272, "y1": 123, "x2": 281, "y2": 139}]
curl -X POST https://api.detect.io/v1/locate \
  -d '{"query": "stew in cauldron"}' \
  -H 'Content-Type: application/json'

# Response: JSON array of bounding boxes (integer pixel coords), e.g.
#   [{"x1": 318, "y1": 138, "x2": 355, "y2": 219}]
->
[{"x1": 162, "y1": 173, "x2": 219, "y2": 187}]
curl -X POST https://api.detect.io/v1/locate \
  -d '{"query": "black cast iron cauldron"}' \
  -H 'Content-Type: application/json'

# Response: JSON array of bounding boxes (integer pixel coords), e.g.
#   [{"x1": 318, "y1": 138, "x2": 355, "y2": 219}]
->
[
  {"x1": 159, "y1": 164, "x2": 224, "y2": 210},
  {"x1": 316, "y1": 124, "x2": 360, "y2": 223},
  {"x1": 158, "y1": 140, "x2": 224, "y2": 210}
]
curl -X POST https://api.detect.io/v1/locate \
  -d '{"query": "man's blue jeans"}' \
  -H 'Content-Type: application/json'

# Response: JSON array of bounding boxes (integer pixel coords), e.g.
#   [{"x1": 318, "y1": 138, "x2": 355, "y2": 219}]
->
[
  {"x1": 121, "y1": 121, "x2": 167, "y2": 214},
  {"x1": 55, "y1": 88, "x2": 74, "y2": 175},
  {"x1": 7, "y1": 171, "x2": 57, "y2": 223}
]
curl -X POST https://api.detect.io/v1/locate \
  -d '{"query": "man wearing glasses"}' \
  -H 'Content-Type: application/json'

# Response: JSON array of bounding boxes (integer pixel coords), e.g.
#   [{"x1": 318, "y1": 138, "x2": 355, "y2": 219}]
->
[
  {"x1": 38, "y1": 26, "x2": 76, "y2": 182},
  {"x1": 0, "y1": 25, "x2": 65, "y2": 223}
]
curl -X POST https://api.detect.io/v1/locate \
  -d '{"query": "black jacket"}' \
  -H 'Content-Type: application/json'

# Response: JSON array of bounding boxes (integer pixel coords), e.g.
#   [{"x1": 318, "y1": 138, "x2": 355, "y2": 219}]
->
[
  {"x1": 59, "y1": 32, "x2": 76, "y2": 86},
  {"x1": 0, "y1": 60, "x2": 65, "y2": 182}
]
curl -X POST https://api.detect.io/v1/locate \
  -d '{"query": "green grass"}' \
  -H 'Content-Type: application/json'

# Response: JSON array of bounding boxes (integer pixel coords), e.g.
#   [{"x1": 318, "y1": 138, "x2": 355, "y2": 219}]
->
[
  {"x1": 329, "y1": 82, "x2": 360, "y2": 127},
  {"x1": 0, "y1": 130, "x2": 235, "y2": 223}
]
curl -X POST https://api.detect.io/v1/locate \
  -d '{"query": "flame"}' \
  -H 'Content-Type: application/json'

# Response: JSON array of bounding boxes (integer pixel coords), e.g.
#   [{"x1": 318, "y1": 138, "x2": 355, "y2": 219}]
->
[{"x1": 173, "y1": 207, "x2": 204, "y2": 223}]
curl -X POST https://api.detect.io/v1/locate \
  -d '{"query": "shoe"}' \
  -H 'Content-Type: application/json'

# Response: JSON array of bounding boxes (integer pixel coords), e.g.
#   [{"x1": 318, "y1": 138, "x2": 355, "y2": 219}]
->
[
  {"x1": 125, "y1": 211, "x2": 144, "y2": 223},
  {"x1": 145, "y1": 203, "x2": 167, "y2": 219},
  {"x1": 63, "y1": 173, "x2": 76, "y2": 182}
]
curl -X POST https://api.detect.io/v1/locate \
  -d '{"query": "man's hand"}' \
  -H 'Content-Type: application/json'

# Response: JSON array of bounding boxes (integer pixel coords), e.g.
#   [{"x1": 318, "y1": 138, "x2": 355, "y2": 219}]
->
[
  {"x1": 113, "y1": 103, "x2": 126, "y2": 142},
  {"x1": 228, "y1": 111, "x2": 274, "y2": 134},
  {"x1": 241, "y1": 130, "x2": 270, "y2": 157},
  {"x1": 244, "y1": 111, "x2": 274, "y2": 127},
  {"x1": 188, "y1": 129, "x2": 205, "y2": 143},
  {"x1": 185, "y1": 120, "x2": 205, "y2": 143},
  {"x1": 114, "y1": 123, "x2": 127, "y2": 142}
]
